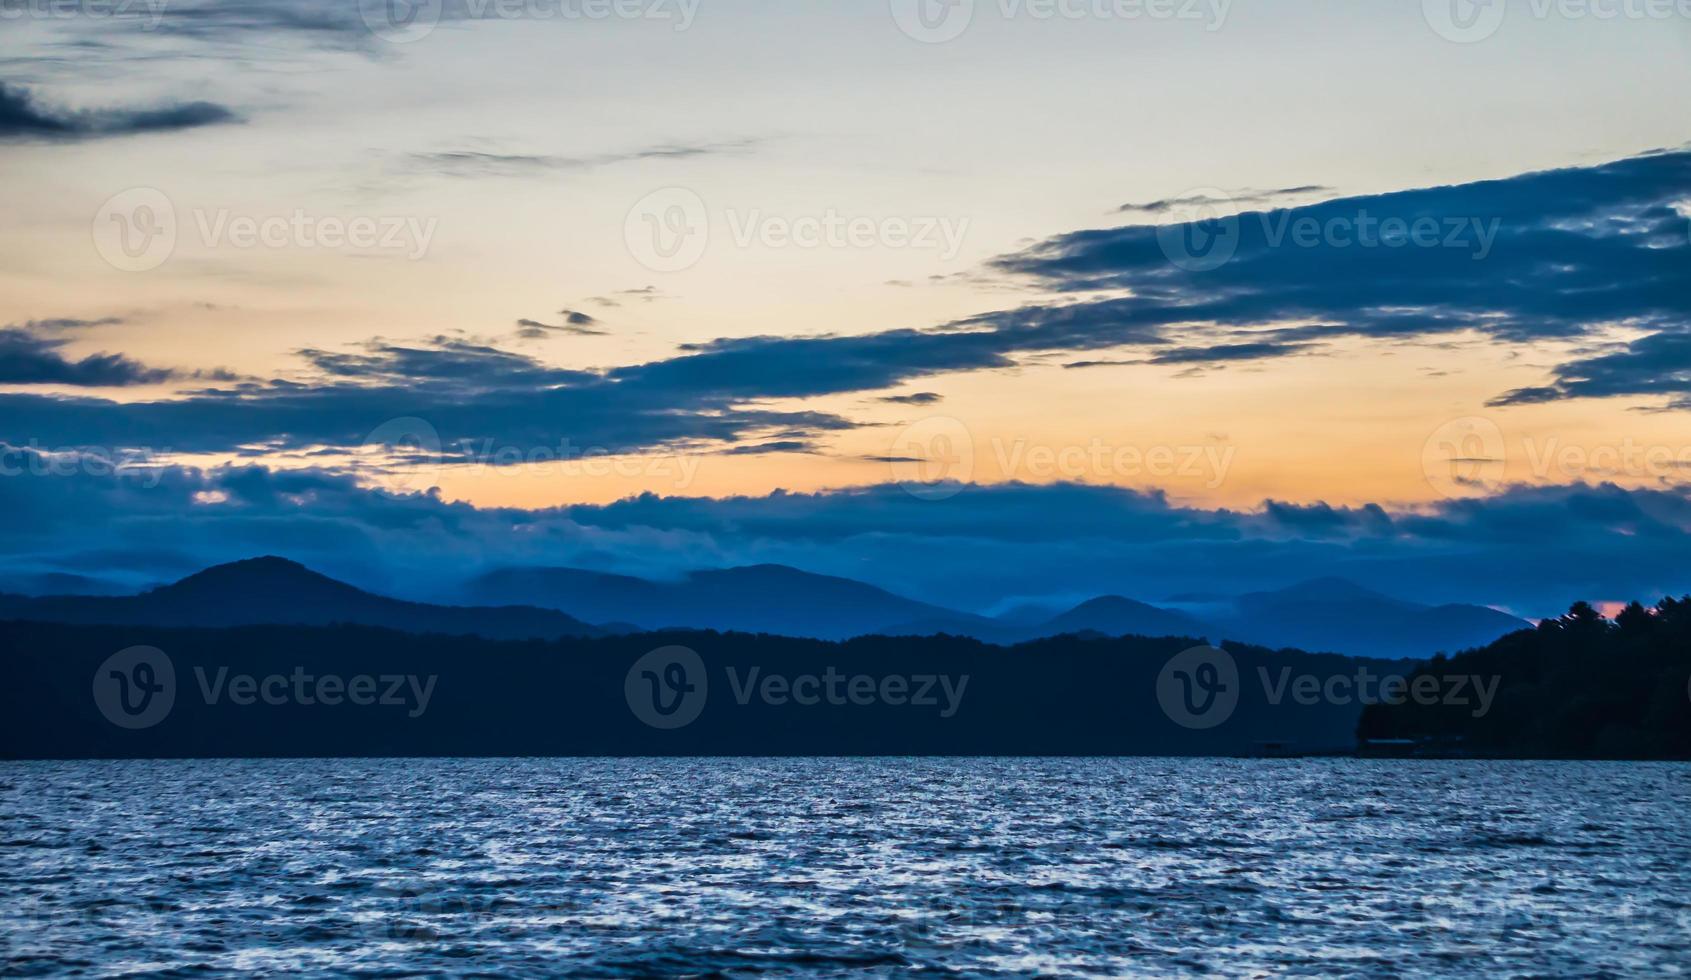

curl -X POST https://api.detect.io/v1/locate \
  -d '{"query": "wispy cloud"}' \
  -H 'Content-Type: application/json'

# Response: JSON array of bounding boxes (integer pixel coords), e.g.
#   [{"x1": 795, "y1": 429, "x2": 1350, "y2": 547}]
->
[
  {"x1": 404, "y1": 138, "x2": 760, "y2": 179},
  {"x1": 0, "y1": 82, "x2": 238, "y2": 141},
  {"x1": 515, "y1": 312, "x2": 607, "y2": 339}
]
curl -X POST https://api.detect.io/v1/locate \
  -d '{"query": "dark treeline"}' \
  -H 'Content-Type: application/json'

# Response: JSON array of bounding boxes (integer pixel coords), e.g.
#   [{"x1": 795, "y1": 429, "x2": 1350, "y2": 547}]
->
[
  {"x1": 1359, "y1": 598, "x2": 1691, "y2": 759},
  {"x1": 4, "y1": 620, "x2": 1382, "y2": 759},
  {"x1": 9, "y1": 599, "x2": 1689, "y2": 760}
]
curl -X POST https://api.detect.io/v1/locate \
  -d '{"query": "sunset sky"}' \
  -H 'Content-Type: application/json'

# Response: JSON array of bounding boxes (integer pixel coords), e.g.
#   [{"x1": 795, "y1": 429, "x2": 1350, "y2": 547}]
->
[{"x1": 2, "y1": 0, "x2": 1689, "y2": 616}]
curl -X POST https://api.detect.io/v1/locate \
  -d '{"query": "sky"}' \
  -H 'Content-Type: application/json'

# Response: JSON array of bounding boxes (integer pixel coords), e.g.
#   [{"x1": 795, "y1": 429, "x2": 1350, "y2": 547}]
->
[{"x1": 1, "y1": 0, "x2": 1689, "y2": 616}]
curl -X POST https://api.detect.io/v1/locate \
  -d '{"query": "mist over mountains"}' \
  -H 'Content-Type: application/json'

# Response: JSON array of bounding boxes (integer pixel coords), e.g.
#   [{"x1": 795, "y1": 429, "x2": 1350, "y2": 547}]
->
[
  {"x1": 0, "y1": 558, "x2": 602, "y2": 641},
  {"x1": 462, "y1": 563, "x2": 1527, "y2": 658},
  {"x1": 0, "y1": 556, "x2": 1529, "y2": 659}
]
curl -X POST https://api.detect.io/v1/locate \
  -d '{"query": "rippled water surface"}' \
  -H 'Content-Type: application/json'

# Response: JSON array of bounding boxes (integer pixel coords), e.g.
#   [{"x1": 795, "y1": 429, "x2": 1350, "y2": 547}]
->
[{"x1": 3, "y1": 759, "x2": 1690, "y2": 977}]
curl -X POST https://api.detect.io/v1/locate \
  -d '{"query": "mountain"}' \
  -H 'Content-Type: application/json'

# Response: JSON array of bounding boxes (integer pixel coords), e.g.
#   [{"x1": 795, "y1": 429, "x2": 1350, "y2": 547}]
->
[
  {"x1": 0, "y1": 571, "x2": 135, "y2": 597},
  {"x1": 1038, "y1": 596, "x2": 1210, "y2": 641},
  {"x1": 463, "y1": 566, "x2": 1525, "y2": 657},
  {"x1": 881, "y1": 579, "x2": 1524, "y2": 656},
  {"x1": 0, "y1": 557, "x2": 602, "y2": 640},
  {"x1": 1216, "y1": 578, "x2": 1529, "y2": 659},
  {"x1": 464, "y1": 564, "x2": 955, "y2": 641}
]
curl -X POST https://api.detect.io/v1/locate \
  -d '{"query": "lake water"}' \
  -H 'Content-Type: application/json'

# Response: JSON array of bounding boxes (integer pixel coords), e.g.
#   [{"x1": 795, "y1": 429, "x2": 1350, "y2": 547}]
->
[{"x1": 3, "y1": 759, "x2": 1689, "y2": 977}]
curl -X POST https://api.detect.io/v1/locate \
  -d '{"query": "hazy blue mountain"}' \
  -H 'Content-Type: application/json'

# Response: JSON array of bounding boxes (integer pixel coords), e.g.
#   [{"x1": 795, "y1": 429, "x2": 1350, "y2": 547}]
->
[
  {"x1": 463, "y1": 565, "x2": 1527, "y2": 657},
  {"x1": 0, "y1": 571, "x2": 135, "y2": 597},
  {"x1": 1037, "y1": 596, "x2": 1211, "y2": 642},
  {"x1": 1216, "y1": 578, "x2": 1530, "y2": 659},
  {"x1": 463, "y1": 564, "x2": 956, "y2": 641},
  {"x1": 0, "y1": 557, "x2": 602, "y2": 640}
]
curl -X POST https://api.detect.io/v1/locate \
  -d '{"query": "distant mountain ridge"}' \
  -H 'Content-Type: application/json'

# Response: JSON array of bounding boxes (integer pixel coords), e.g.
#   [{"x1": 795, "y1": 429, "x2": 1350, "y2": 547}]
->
[
  {"x1": 0, "y1": 557, "x2": 602, "y2": 640},
  {"x1": 1211, "y1": 579, "x2": 1529, "y2": 660},
  {"x1": 0, "y1": 557, "x2": 1531, "y2": 658},
  {"x1": 465, "y1": 563, "x2": 1529, "y2": 658},
  {"x1": 465, "y1": 564, "x2": 954, "y2": 642}
]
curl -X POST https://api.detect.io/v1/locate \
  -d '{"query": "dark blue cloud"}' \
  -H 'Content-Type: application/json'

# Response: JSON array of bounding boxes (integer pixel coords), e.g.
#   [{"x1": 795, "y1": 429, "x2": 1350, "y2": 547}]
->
[
  {"x1": 0, "y1": 327, "x2": 174, "y2": 386},
  {"x1": 515, "y1": 314, "x2": 606, "y2": 339},
  {"x1": 1493, "y1": 330, "x2": 1691, "y2": 410},
  {"x1": 5, "y1": 148, "x2": 1687, "y2": 468},
  {"x1": 0, "y1": 82, "x2": 238, "y2": 140},
  {"x1": 1, "y1": 451, "x2": 1686, "y2": 618},
  {"x1": 0, "y1": 335, "x2": 854, "y2": 458}
]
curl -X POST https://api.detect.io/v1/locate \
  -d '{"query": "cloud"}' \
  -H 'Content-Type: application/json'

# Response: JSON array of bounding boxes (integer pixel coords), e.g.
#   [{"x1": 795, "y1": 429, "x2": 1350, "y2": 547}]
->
[
  {"x1": 514, "y1": 312, "x2": 606, "y2": 339},
  {"x1": 9, "y1": 148, "x2": 1689, "y2": 475},
  {"x1": 877, "y1": 392, "x2": 944, "y2": 405},
  {"x1": 990, "y1": 147, "x2": 1691, "y2": 401},
  {"x1": 0, "y1": 328, "x2": 175, "y2": 387},
  {"x1": 16, "y1": 317, "x2": 125, "y2": 332},
  {"x1": 1117, "y1": 184, "x2": 1332, "y2": 214},
  {"x1": 2, "y1": 452, "x2": 1687, "y2": 618},
  {"x1": 1147, "y1": 342, "x2": 1321, "y2": 365},
  {"x1": 0, "y1": 334, "x2": 856, "y2": 459},
  {"x1": 714, "y1": 440, "x2": 816, "y2": 456},
  {"x1": 0, "y1": 82, "x2": 238, "y2": 140},
  {"x1": 1491, "y1": 329, "x2": 1691, "y2": 410},
  {"x1": 404, "y1": 139, "x2": 759, "y2": 178}
]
